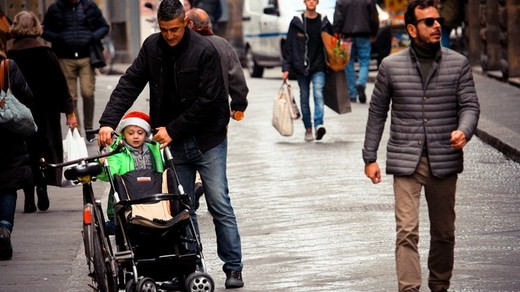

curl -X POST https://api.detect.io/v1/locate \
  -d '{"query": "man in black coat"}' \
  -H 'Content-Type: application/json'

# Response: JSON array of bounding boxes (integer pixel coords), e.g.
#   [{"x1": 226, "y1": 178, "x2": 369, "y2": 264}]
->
[{"x1": 97, "y1": 0, "x2": 244, "y2": 288}]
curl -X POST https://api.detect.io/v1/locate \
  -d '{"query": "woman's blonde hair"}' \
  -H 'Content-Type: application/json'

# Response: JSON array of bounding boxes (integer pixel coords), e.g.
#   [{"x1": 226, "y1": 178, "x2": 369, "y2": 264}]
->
[{"x1": 10, "y1": 11, "x2": 43, "y2": 38}]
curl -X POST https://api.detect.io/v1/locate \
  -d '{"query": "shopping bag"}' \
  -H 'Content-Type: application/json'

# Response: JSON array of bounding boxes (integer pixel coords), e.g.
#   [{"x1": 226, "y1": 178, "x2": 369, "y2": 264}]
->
[
  {"x1": 321, "y1": 32, "x2": 352, "y2": 72},
  {"x1": 283, "y1": 81, "x2": 301, "y2": 120},
  {"x1": 272, "y1": 81, "x2": 296, "y2": 136},
  {"x1": 324, "y1": 70, "x2": 352, "y2": 114},
  {"x1": 61, "y1": 128, "x2": 89, "y2": 187}
]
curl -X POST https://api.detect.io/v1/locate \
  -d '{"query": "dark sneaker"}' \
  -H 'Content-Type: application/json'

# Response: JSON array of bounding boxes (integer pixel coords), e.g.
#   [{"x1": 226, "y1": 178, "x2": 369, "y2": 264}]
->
[
  {"x1": 193, "y1": 182, "x2": 204, "y2": 211},
  {"x1": 356, "y1": 84, "x2": 366, "y2": 103},
  {"x1": 315, "y1": 125, "x2": 326, "y2": 140},
  {"x1": 0, "y1": 227, "x2": 13, "y2": 260},
  {"x1": 225, "y1": 270, "x2": 244, "y2": 289},
  {"x1": 86, "y1": 131, "x2": 97, "y2": 142}
]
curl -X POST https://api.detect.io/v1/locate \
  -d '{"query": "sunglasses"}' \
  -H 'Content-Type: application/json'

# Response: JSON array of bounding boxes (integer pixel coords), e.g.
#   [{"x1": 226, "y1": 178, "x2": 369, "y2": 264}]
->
[{"x1": 414, "y1": 17, "x2": 444, "y2": 27}]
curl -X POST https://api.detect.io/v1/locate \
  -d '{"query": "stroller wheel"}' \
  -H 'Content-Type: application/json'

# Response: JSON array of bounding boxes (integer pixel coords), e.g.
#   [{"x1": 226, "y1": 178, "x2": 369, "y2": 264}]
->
[
  {"x1": 185, "y1": 272, "x2": 215, "y2": 292},
  {"x1": 125, "y1": 278, "x2": 136, "y2": 292},
  {"x1": 137, "y1": 277, "x2": 157, "y2": 292}
]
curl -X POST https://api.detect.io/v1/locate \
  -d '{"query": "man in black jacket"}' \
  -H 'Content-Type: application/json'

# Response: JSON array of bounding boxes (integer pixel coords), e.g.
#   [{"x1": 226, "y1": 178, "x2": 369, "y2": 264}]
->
[
  {"x1": 97, "y1": 0, "x2": 244, "y2": 288},
  {"x1": 42, "y1": 0, "x2": 109, "y2": 141}
]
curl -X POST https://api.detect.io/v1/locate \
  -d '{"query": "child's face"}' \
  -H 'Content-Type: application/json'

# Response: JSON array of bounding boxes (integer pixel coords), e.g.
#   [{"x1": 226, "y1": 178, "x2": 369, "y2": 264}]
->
[{"x1": 122, "y1": 125, "x2": 147, "y2": 148}]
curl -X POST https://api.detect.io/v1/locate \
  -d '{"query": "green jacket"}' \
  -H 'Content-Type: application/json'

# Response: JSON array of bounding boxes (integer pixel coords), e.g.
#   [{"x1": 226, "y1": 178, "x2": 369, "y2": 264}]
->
[{"x1": 98, "y1": 135, "x2": 164, "y2": 218}]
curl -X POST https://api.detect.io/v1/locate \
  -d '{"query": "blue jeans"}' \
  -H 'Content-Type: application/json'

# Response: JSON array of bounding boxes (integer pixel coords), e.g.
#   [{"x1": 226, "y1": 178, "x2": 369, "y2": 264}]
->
[
  {"x1": 297, "y1": 71, "x2": 325, "y2": 130},
  {"x1": 345, "y1": 37, "x2": 371, "y2": 99},
  {"x1": 168, "y1": 138, "x2": 243, "y2": 272},
  {"x1": 0, "y1": 192, "x2": 17, "y2": 231}
]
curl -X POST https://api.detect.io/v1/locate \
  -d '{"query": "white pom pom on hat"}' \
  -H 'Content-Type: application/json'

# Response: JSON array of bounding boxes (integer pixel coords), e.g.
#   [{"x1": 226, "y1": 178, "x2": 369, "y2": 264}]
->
[{"x1": 116, "y1": 111, "x2": 151, "y2": 134}]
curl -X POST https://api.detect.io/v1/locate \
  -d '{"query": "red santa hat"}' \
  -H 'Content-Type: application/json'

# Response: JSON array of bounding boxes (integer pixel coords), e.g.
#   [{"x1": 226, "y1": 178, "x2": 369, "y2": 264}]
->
[{"x1": 116, "y1": 111, "x2": 151, "y2": 135}]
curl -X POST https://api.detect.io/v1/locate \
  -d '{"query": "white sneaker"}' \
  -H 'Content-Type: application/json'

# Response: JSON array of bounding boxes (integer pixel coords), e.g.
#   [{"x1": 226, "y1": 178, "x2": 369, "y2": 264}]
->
[{"x1": 304, "y1": 130, "x2": 314, "y2": 142}]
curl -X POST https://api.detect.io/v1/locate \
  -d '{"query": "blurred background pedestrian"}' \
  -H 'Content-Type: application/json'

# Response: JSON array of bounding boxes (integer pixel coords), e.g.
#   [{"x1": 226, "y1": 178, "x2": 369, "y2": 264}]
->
[
  {"x1": 183, "y1": 0, "x2": 193, "y2": 11},
  {"x1": 192, "y1": 0, "x2": 222, "y2": 34},
  {"x1": 283, "y1": 0, "x2": 332, "y2": 141},
  {"x1": 41, "y1": 0, "x2": 109, "y2": 142},
  {"x1": 8, "y1": 11, "x2": 77, "y2": 213},
  {"x1": 333, "y1": 0, "x2": 379, "y2": 103},
  {"x1": 437, "y1": 0, "x2": 464, "y2": 48},
  {"x1": 0, "y1": 30, "x2": 34, "y2": 260}
]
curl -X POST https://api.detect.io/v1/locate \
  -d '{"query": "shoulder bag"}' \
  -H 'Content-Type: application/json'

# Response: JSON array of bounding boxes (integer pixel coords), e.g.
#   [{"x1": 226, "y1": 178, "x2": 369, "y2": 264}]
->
[{"x1": 0, "y1": 59, "x2": 38, "y2": 137}]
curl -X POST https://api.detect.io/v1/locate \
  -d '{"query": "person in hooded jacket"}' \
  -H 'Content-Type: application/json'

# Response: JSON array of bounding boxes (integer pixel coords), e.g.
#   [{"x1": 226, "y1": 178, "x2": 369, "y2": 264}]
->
[{"x1": 282, "y1": 0, "x2": 333, "y2": 142}]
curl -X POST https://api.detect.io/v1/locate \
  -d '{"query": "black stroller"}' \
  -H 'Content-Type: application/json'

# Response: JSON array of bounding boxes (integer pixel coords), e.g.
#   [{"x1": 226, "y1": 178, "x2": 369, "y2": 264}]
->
[{"x1": 107, "y1": 147, "x2": 215, "y2": 292}]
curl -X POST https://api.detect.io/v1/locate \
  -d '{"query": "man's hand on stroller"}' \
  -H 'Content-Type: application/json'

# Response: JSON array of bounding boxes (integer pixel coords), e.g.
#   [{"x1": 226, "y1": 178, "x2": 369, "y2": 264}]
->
[
  {"x1": 153, "y1": 127, "x2": 172, "y2": 149},
  {"x1": 98, "y1": 126, "x2": 115, "y2": 147}
]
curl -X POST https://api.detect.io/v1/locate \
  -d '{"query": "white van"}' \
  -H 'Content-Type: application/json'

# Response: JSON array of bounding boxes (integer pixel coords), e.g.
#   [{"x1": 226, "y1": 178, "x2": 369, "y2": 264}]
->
[{"x1": 242, "y1": 0, "x2": 336, "y2": 78}]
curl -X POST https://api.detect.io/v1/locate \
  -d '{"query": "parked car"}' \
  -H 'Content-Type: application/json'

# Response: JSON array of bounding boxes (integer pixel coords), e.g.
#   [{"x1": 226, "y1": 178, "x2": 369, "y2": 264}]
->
[{"x1": 242, "y1": 0, "x2": 391, "y2": 78}]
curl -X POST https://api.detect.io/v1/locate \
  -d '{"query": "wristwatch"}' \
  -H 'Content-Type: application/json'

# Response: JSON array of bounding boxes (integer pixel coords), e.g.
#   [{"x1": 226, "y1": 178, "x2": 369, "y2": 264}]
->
[{"x1": 364, "y1": 160, "x2": 376, "y2": 165}]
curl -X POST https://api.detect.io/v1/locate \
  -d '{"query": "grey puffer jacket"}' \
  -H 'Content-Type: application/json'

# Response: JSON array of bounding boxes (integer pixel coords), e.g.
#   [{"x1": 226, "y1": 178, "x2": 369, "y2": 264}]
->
[{"x1": 362, "y1": 47, "x2": 480, "y2": 178}]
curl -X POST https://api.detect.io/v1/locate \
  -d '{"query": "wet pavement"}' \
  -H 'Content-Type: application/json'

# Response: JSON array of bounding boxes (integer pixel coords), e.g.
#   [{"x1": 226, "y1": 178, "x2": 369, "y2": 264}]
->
[{"x1": 0, "y1": 65, "x2": 519, "y2": 292}]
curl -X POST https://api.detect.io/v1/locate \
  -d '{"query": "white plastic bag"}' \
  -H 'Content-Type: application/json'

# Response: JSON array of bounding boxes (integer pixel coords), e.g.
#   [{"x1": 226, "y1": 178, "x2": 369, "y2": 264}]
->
[{"x1": 61, "y1": 128, "x2": 89, "y2": 187}]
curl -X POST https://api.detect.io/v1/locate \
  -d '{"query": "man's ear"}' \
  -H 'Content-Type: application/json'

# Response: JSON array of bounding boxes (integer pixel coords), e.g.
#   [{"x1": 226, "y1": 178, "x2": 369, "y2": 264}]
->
[{"x1": 406, "y1": 24, "x2": 417, "y2": 38}]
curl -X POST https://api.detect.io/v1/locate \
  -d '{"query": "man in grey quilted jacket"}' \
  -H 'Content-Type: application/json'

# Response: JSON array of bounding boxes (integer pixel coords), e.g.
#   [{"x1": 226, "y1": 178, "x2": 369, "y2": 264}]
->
[{"x1": 362, "y1": 1, "x2": 479, "y2": 291}]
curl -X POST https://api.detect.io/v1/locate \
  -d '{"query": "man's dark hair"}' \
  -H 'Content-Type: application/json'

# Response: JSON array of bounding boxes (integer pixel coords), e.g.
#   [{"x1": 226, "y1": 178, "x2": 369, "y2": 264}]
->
[
  {"x1": 404, "y1": 0, "x2": 439, "y2": 26},
  {"x1": 157, "y1": 0, "x2": 185, "y2": 22}
]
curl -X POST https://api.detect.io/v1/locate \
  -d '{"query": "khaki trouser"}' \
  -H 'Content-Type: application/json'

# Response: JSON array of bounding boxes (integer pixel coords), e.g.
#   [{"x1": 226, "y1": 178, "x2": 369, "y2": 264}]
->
[
  {"x1": 59, "y1": 58, "x2": 96, "y2": 130},
  {"x1": 393, "y1": 156, "x2": 457, "y2": 292}
]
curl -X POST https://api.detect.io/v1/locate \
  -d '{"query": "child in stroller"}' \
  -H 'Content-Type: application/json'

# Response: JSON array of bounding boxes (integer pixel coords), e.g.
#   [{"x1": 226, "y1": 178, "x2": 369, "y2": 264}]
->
[
  {"x1": 98, "y1": 111, "x2": 214, "y2": 291},
  {"x1": 97, "y1": 111, "x2": 164, "y2": 233}
]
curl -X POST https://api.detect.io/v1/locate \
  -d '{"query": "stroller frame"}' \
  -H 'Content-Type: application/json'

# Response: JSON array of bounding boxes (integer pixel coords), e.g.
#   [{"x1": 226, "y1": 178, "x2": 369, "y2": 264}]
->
[{"x1": 107, "y1": 146, "x2": 215, "y2": 292}]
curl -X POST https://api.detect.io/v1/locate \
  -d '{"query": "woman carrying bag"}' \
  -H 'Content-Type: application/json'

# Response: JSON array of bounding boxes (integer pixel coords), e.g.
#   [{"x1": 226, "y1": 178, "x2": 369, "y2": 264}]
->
[{"x1": 7, "y1": 11, "x2": 77, "y2": 213}]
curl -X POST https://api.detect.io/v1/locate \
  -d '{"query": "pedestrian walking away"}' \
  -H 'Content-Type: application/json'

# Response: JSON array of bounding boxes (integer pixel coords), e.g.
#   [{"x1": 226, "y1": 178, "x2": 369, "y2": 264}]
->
[
  {"x1": 192, "y1": 0, "x2": 222, "y2": 33},
  {"x1": 186, "y1": 7, "x2": 249, "y2": 211},
  {"x1": 437, "y1": 0, "x2": 464, "y2": 48},
  {"x1": 0, "y1": 31, "x2": 34, "y2": 261},
  {"x1": 97, "y1": 0, "x2": 244, "y2": 289},
  {"x1": 282, "y1": 0, "x2": 333, "y2": 142},
  {"x1": 362, "y1": 0, "x2": 480, "y2": 291},
  {"x1": 42, "y1": 0, "x2": 109, "y2": 142},
  {"x1": 333, "y1": 0, "x2": 379, "y2": 103},
  {"x1": 8, "y1": 11, "x2": 78, "y2": 213}
]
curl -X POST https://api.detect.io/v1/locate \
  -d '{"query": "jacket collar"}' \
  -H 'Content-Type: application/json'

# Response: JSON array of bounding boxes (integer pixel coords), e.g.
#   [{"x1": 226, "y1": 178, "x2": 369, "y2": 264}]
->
[
  {"x1": 9, "y1": 37, "x2": 47, "y2": 51},
  {"x1": 409, "y1": 41, "x2": 442, "y2": 63}
]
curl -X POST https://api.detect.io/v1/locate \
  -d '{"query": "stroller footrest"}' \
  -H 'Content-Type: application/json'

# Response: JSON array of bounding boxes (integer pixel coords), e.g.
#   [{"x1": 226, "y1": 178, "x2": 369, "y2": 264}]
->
[
  {"x1": 128, "y1": 209, "x2": 191, "y2": 229},
  {"x1": 115, "y1": 250, "x2": 133, "y2": 261}
]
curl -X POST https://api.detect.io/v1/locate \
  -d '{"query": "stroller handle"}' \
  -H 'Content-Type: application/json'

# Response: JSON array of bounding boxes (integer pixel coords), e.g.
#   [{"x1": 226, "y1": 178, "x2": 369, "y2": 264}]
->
[{"x1": 39, "y1": 140, "x2": 125, "y2": 170}]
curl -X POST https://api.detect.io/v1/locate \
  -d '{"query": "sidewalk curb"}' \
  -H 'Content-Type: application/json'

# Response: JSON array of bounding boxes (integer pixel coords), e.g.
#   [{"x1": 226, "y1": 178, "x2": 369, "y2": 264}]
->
[{"x1": 475, "y1": 128, "x2": 520, "y2": 163}]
